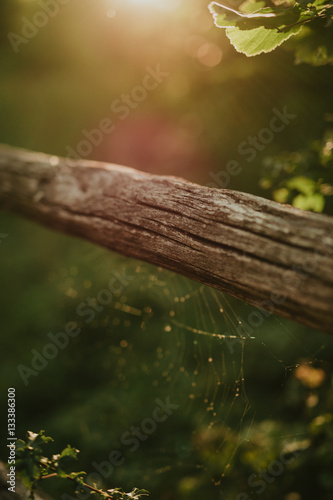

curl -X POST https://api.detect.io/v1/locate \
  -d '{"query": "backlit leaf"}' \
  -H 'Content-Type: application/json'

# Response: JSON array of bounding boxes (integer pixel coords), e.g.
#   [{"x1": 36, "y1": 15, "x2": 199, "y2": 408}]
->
[
  {"x1": 226, "y1": 23, "x2": 303, "y2": 56},
  {"x1": 208, "y1": 1, "x2": 306, "y2": 55}
]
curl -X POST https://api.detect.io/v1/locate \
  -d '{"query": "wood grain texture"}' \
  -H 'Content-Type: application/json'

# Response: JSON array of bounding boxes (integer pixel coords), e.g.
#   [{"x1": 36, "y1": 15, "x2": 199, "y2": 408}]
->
[{"x1": 1, "y1": 144, "x2": 333, "y2": 333}]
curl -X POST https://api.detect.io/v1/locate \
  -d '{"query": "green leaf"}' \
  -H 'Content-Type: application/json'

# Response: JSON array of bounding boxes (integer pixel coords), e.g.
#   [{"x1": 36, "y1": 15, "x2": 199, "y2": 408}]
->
[
  {"x1": 15, "y1": 439, "x2": 28, "y2": 452},
  {"x1": 286, "y1": 175, "x2": 317, "y2": 194},
  {"x1": 210, "y1": 1, "x2": 288, "y2": 28},
  {"x1": 225, "y1": 23, "x2": 303, "y2": 56},
  {"x1": 208, "y1": 1, "x2": 305, "y2": 55},
  {"x1": 209, "y1": 1, "x2": 302, "y2": 28},
  {"x1": 68, "y1": 471, "x2": 87, "y2": 479},
  {"x1": 57, "y1": 469, "x2": 69, "y2": 479},
  {"x1": 59, "y1": 445, "x2": 79, "y2": 460},
  {"x1": 273, "y1": 187, "x2": 290, "y2": 203},
  {"x1": 293, "y1": 192, "x2": 325, "y2": 211},
  {"x1": 27, "y1": 430, "x2": 53, "y2": 449}
]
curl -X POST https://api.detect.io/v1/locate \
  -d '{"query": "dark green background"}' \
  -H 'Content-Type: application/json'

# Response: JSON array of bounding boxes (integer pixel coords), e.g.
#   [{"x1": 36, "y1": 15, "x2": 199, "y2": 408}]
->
[{"x1": 1, "y1": 1, "x2": 333, "y2": 499}]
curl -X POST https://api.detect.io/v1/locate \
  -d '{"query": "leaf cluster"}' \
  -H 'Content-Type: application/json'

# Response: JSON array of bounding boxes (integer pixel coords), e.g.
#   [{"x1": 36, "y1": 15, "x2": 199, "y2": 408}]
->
[
  {"x1": 260, "y1": 128, "x2": 333, "y2": 212},
  {"x1": 14, "y1": 430, "x2": 149, "y2": 500},
  {"x1": 208, "y1": 0, "x2": 333, "y2": 57}
]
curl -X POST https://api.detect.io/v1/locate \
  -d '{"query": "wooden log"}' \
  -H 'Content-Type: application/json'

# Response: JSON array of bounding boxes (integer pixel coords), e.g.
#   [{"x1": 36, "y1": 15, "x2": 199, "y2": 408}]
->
[{"x1": 0, "y1": 144, "x2": 333, "y2": 333}]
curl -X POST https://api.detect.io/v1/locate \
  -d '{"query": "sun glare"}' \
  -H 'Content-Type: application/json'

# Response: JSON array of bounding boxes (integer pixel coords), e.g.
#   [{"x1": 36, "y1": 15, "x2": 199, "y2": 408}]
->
[{"x1": 128, "y1": 0, "x2": 180, "y2": 11}]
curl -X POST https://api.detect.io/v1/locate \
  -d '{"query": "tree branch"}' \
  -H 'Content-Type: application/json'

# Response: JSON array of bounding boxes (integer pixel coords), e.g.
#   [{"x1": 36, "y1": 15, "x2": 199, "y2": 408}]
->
[{"x1": 1, "y1": 144, "x2": 332, "y2": 333}]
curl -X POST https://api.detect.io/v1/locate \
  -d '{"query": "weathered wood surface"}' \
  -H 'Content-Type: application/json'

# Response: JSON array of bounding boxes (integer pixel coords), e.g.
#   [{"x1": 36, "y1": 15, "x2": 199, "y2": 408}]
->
[{"x1": 0, "y1": 144, "x2": 333, "y2": 333}]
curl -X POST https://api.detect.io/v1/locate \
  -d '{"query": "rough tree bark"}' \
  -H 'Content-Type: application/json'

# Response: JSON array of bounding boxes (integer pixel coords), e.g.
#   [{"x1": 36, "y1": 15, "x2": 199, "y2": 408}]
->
[{"x1": 0, "y1": 144, "x2": 332, "y2": 333}]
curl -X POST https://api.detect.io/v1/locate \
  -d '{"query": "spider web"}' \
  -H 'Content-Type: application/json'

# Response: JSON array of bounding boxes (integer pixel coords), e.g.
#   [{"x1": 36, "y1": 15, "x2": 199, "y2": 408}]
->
[
  {"x1": 6, "y1": 231, "x2": 333, "y2": 500},
  {"x1": 95, "y1": 261, "x2": 254, "y2": 491},
  {"x1": 66, "y1": 252, "x2": 332, "y2": 499}
]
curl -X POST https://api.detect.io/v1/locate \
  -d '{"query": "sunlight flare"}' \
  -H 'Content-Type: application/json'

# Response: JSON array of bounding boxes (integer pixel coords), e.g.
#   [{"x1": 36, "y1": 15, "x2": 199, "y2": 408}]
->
[{"x1": 127, "y1": 0, "x2": 180, "y2": 11}]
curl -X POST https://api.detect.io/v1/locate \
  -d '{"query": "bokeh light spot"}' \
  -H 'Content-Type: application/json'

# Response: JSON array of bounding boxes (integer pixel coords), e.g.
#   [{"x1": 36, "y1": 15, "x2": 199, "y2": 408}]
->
[{"x1": 197, "y1": 43, "x2": 222, "y2": 67}]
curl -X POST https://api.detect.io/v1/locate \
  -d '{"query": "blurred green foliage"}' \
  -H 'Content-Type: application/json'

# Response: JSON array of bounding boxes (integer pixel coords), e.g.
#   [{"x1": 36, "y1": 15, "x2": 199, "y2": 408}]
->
[
  {"x1": 1, "y1": 1, "x2": 333, "y2": 500},
  {"x1": 261, "y1": 128, "x2": 333, "y2": 212}
]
